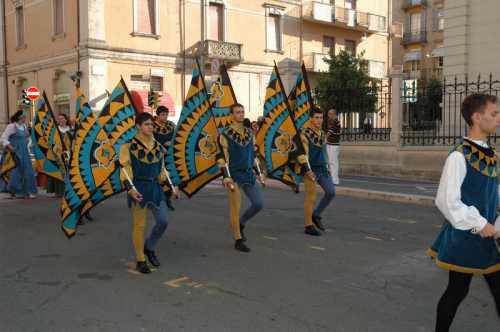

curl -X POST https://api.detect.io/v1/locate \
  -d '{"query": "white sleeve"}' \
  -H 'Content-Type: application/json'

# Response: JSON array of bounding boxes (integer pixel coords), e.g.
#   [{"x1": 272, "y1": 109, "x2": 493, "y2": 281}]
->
[
  {"x1": 0, "y1": 123, "x2": 16, "y2": 147},
  {"x1": 435, "y1": 151, "x2": 488, "y2": 232}
]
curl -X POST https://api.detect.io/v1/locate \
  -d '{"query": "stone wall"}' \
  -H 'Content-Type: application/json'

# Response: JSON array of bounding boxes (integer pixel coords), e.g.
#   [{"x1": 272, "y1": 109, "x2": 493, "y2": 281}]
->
[{"x1": 339, "y1": 143, "x2": 450, "y2": 181}]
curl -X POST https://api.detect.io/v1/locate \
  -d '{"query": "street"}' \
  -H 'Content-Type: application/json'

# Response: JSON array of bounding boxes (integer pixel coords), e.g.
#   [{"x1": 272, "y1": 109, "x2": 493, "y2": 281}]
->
[{"x1": 0, "y1": 185, "x2": 498, "y2": 332}]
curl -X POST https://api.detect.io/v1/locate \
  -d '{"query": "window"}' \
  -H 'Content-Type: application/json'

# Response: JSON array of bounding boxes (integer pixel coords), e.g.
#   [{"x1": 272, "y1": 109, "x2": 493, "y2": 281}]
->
[
  {"x1": 150, "y1": 76, "x2": 163, "y2": 92},
  {"x1": 134, "y1": 0, "x2": 158, "y2": 35},
  {"x1": 403, "y1": 60, "x2": 420, "y2": 72},
  {"x1": 409, "y1": 13, "x2": 421, "y2": 33},
  {"x1": 345, "y1": 0, "x2": 356, "y2": 9},
  {"x1": 266, "y1": 14, "x2": 282, "y2": 52},
  {"x1": 433, "y1": 10, "x2": 444, "y2": 31},
  {"x1": 208, "y1": 3, "x2": 224, "y2": 41},
  {"x1": 322, "y1": 36, "x2": 335, "y2": 55},
  {"x1": 53, "y1": 0, "x2": 64, "y2": 36},
  {"x1": 345, "y1": 40, "x2": 356, "y2": 56},
  {"x1": 15, "y1": 6, "x2": 25, "y2": 47}
]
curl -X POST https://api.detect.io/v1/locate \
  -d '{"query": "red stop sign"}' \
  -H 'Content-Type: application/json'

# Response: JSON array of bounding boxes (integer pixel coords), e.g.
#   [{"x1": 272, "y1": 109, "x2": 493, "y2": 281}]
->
[{"x1": 26, "y1": 87, "x2": 40, "y2": 101}]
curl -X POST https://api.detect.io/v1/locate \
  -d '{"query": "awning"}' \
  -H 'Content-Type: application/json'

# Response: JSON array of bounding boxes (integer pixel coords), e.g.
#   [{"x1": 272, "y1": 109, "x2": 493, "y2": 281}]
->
[
  {"x1": 430, "y1": 47, "x2": 444, "y2": 57},
  {"x1": 403, "y1": 51, "x2": 421, "y2": 62},
  {"x1": 130, "y1": 90, "x2": 176, "y2": 122}
]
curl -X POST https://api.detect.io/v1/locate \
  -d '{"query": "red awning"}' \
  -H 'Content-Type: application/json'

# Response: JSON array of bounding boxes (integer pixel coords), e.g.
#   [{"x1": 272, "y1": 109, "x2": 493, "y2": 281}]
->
[{"x1": 130, "y1": 90, "x2": 176, "y2": 117}]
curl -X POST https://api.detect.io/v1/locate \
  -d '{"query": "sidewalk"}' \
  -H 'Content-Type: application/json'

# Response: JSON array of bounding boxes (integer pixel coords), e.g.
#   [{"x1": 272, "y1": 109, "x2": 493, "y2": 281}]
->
[
  {"x1": 267, "y1": 175, "x2": 437, "y2": 207},
  {"x1": 0, "y1": 175, "x2": 438, "y2": 206}
]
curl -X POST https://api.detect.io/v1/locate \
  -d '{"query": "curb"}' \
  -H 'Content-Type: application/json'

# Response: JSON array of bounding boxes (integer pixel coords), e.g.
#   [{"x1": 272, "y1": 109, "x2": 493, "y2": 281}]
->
[{"x1": 265, "y1": 180, "x2": 435, "y2": 207}]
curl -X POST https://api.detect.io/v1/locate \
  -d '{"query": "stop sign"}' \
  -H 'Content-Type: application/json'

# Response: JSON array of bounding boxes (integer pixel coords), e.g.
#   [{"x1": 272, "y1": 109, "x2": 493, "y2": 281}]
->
[{"x1": 26, "y1": 87, "x2": 40, "y2": 101}]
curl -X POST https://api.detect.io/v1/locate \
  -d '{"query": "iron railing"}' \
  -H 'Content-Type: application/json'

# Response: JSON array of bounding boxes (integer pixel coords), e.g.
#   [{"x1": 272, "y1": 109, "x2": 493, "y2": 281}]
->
[
  {"x1": 402, "y1": 30, "x2": 427, "y2": 44},
  {"x1": 331, "y1": 80, "x2": 392, "y2": 142},
  {"x1": 402, "y1": 0, "x2": 427, "y2": 10},
  {"x1": 401, "y1": 74, "x2": 500, "y2": 146}
]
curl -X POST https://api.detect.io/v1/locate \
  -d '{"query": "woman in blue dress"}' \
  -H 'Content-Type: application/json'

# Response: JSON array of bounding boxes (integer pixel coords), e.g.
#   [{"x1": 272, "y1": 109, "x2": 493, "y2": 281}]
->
[{"x1": 0, "y1": 110, "x2": 37, "y2": 198}]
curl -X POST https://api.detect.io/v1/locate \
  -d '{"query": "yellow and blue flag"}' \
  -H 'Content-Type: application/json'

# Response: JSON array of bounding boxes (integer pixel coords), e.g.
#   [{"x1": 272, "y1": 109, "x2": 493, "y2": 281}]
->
[
  {"x1": 288, "y1": 63, "x2": 314, "y2": 130},
  {"x1": 167, "y1": 60, "x2": 222, "y2": 197},
  {"x1": 209, "y1": 64, "x2": 236, "y2": 131},
  {"x1": 32, "y1": 92, "x2": 68, "y2": 181},
  {"x1": 256, "y1": 64, "x2": 305, "y2": 178},
  {"x1": 0, "y1": 149, "x2": 17, "y2": 184},
  {"x1": 61, "y1": 79, "x2": 137, "y2": 237}
]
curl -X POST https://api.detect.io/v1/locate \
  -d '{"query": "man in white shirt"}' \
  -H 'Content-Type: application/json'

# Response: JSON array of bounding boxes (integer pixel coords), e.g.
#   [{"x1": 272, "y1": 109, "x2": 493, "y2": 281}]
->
[{"x1": 429, "y1": 94, "x2": 500, "y2": 331}]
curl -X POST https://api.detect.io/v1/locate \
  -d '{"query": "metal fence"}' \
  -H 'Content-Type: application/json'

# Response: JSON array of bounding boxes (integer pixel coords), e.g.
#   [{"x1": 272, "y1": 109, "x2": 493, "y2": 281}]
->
[
  {"x1": 336, "y1": 79, "x2": 392, "y2": 142},
  {"x1": 401, "y1": 74, "x2": 500, "y2": 146}
]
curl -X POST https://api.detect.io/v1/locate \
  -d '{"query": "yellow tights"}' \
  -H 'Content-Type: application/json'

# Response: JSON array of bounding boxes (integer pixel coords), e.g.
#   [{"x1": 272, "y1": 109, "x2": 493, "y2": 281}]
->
[
  {"x1": 228, "y1": 184, "x2": 242, "y2": 240},
  {"x1": 303, "y1": 176, "x2": 317, "y2": 227},
  {"x1": 131, "y1": 206, "x2": 147, "y2": 262}
]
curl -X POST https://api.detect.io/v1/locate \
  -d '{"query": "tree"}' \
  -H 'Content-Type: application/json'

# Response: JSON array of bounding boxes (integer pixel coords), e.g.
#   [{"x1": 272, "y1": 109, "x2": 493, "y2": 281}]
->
[
  {"x1": 315, "y1": 50, "x2": 380, "y2": 128},
  {"x1": 409, "y1": 78, "x2": 443, "y2": 130}
]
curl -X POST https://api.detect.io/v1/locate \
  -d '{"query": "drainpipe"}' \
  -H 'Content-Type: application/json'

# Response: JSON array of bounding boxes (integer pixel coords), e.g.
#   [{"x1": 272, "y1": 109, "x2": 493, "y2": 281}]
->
[
  {"x1": 76, "y1": 0, "x2": 81, "y2": 86},
  {"x1": 180, "y1": 0, "x2": 186, "y2": 103},
  {"x1": 2, "y1": 0, "x2": 10, "y2": 122},
  {"x1": 299, "y1": 2, "x2": 303, "y2": 63}
]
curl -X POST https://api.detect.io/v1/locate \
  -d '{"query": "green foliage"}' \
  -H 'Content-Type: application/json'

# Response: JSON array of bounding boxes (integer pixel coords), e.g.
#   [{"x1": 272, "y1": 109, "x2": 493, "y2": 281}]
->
[
  {"x1": 408, "y1": 78, "x2": 443, "y2": 130},
  {"x1": 315, "y1": 50, "x2": 380, "y2": 120}
]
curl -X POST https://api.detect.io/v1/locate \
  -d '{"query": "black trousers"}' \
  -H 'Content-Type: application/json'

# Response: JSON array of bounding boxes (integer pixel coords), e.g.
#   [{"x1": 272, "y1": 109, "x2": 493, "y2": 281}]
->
[{"x1": 435, "y1": 270, "x2": 500, "y2": 332}]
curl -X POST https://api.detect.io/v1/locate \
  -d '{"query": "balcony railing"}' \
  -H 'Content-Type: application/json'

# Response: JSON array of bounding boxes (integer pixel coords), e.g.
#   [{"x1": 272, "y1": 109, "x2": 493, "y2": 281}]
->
[
  {"x1": 402, "y1": 30, "x2": 427, "y2": 44},
  {"x1": 198, "y1": 40, "x2": 242, "y2": 62},
  {"x1": 306, "y1": 2, "x2": 386, "y2": 32},
  {"x1": 304, "y1": 52, "x2": 330, "y2": 73},
  {"x1": 402, "y1": 0, "x2": 427, "y2": 10}
]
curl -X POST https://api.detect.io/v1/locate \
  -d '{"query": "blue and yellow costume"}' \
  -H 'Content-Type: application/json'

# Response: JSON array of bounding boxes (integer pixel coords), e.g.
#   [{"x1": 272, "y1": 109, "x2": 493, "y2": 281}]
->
[
  {"x1": 120, "y1": 135, "x2": 170, "y2": 263},
  {"x1": 218, "y1": 123, "x2": 263, "y2": 241},
  {"x1": 429, "y1": 139, "x2": 500, "y2": 274},
  {"x1": 46, "y1": 126, "x2": 72, "y2": 197},
  {"x1": 153, "y1": 118, "x2": 176, "y2": 208},
  {"x1": 299, "y1": 125, "x2": 335, "y2": 227},
  {"x1": 153, "y1": 118, "x2": 176, "y2": 148}
]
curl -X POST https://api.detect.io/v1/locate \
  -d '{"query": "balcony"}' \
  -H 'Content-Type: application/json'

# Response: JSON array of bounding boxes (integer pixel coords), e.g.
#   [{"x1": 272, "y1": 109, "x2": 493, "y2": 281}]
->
[
  {"x1": 304, "y1": 52, "x2": 330, "y2": 73},
  {"x1": 402, "y1": 30, "x2": 427, "y2": 45},
  {"x1": 197, "y1": 40, "x2": 242, "y2": 63},
  {"x1": 304, "y1": 2, "x2": 386, "y2": 33},
  {"x1": 403, "y1": 70, "x2": 421, "y2": 80},
  {"x1": 402, "y1": 0, "x2": 427, "y2": 10}
]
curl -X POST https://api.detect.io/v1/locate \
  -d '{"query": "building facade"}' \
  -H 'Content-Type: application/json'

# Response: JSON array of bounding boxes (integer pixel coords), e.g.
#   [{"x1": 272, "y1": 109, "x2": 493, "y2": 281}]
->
[
  {"x1": 0, "y1": 0, "x2": 390, "y2": 130},
  {"x1": 444, "y1": 0, "x2": 500, "y2": 78},
  {"x1": 391, "y1": 0, "x2": 445, "y2": 82}
]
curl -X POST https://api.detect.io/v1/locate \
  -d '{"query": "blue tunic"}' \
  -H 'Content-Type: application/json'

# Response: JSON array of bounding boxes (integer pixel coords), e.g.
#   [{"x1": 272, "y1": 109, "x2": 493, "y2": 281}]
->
[
  {"x1": 302, "y1": 127, "x2": 329, "y2": 178},
  {"x1": 4, "y1": 124, "x2": 37, "y2": 196},
  {"x1": 429, "y1": 138, "x2": 500, "y2": 274},
  {"x1": 223, "y1": 126, "x2": 256, "y2": 186},
  {"x1": 127, "y1": 137, "x2": 165, "y2": 209}
]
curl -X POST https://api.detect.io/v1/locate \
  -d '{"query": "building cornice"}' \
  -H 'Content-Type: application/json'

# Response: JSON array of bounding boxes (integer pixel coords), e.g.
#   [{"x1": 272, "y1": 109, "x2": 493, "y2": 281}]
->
[{"x1": 7, "y1": 49, "x2": 77, "y2": 75}]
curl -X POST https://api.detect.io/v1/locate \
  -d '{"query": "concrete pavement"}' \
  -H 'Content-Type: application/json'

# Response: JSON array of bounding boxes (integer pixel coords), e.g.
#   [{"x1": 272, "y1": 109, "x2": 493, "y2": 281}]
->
[{"x1": 0, "y1": 186, "x2": 498, "y2": 332}]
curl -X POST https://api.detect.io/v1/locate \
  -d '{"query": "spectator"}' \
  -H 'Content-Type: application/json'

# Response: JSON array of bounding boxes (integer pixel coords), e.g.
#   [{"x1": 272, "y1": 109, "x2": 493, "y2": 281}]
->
[
  {"x1": 0, "y1": 110, "x2": 37, "y2": 198},
  {"x1": 46, "y1": 113, "x2": 72, "y2": 197},
  {"x1": 324, "y1": 109, "x2": 341, "y2": 185}
]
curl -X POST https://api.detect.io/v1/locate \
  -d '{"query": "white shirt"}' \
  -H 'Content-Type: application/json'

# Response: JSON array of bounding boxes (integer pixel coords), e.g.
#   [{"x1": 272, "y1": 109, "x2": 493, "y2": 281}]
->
[
  {"x1": 0, "y1": 123, "x2": 27, "y2": 147},
  {"x1": 58, "y1": 126, "x2": 71, "y2": 134},
  {"x1": 435, "y1": 138, "x2": 491, "y2": 233}
]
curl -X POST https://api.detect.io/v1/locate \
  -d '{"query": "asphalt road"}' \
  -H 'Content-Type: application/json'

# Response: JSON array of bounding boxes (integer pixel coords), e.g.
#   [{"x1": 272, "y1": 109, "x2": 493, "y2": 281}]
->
[{"x1": 0, "y1": 186, "x2": 498, "y2": 332}]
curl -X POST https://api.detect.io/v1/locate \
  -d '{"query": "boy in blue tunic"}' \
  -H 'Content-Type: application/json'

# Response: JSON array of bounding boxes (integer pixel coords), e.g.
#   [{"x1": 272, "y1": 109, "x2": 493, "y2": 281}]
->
[
  {"x1": 428, "y1": 94, "x2": 500, "y2": 331},
  {"x1": 218, "y1": 103, "x2": 265, "y2": 252},
  {"x1": 153, "y1": 106, "x2": 176, "y2": 211},
  {"x1": 298, "y1": 108, "x2": 336, "y2": 236},
  {"x1": 120, "y1": 112, "x2": 179, "y2": 274}
]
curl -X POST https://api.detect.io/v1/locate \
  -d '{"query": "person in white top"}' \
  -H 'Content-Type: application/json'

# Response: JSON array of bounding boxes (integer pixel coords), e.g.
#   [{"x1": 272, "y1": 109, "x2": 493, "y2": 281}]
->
[
  {"x1": 428, "y1": 94, "x2": 500, "y2": 332},
  {"x1": 0, "y1": 110, "x2": 37, "y2": 198}
]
